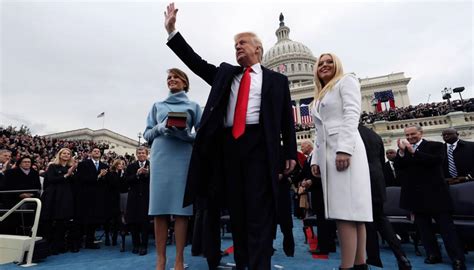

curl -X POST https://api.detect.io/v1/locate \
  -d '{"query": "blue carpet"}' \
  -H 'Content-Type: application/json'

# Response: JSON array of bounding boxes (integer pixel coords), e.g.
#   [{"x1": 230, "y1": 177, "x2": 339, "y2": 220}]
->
[{"x1": 2, "y1": 219, "x2": 473, "y2": 270}]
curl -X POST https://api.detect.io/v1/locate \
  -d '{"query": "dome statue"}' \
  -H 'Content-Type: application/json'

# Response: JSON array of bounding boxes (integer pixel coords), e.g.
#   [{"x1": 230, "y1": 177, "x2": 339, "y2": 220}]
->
[{"x1": 262, "y1": 13, "x2": 317, "y2": 85}]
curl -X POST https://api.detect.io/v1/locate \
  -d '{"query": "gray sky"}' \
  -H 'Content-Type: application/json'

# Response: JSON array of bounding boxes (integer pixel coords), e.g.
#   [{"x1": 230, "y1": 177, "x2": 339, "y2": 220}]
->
[{"x1": 1, "y1": 0, "x2": 473, "y2": 141}]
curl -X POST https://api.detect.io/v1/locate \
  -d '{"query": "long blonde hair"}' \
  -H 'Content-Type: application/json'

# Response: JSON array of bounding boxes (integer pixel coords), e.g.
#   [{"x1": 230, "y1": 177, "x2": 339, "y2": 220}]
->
[
  {"x1": 110, "y1": 159, "x2": 124, "y2": 172},
  {"x1": 313, "y1": 53, "x2": 345, "y2": 101},
  {"x1": 52, "y1": 148, "x2": 74, "y2": 167}
]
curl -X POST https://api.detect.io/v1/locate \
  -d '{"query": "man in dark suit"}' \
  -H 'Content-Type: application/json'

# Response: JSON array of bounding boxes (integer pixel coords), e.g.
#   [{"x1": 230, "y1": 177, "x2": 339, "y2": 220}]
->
[
  {"x1": 2, "y1": 156, "x2": 41, "y2": 208},
  {"x1": 0, "y1": 149, "x2": 12, "y2": 234},
  {"x1": 164, "y1": 4, "x2": 297, "y2": 270},
  {"x1": 1, "y1": 156, "x2": 41, "y2": 235},
  {"x1": 358, "y1": 125, "x2": 411, "y2": 270},
  {"x1": 294, "y1": 140, "x2": 337, "y2": 256},
  {"x1": 395, "y1": 125, "x2": 465, "y2": 270},
  {"x1": 383, "y1": 149, "x2": 400, "y2": 187},
  {"x1": 0, "y1": 149, "x2": 12, "y2": 198},
  {"x1": 274, "y1": 145, "x2": 296, "y2": 257},
  {"x1": 441, "y1": 128, "x2": 474, "y2": 180},
  {"x1": 125, "y1": 147, "x2": 150, "y2": 256},
  {"x1": 75, "y1": 147, "x2": 108, "y2": 249}
]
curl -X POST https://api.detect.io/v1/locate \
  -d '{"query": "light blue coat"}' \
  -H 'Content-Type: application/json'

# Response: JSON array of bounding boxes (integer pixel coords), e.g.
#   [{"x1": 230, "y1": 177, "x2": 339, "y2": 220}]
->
[{"x1": 144, "y1": 91, "x2": 202, "y2": 216}]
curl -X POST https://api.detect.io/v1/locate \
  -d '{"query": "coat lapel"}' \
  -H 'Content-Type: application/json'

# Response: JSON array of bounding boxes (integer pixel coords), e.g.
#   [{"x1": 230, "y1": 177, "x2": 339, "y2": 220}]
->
[
  {"x1": 417, "y1": 139, "x2": 427, "y2": 152},
  {"x1": 261, "y1": 67, "x2": 271, "y2": 100},
  {"x1": 200, "y1": 65, "x2": 240, "y2": 128}
]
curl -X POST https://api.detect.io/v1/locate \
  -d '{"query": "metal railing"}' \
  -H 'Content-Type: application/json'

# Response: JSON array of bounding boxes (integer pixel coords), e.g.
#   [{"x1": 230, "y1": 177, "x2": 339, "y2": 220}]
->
[{"x1": 0, "y1": 197, "x2": 42, "y2": 267}]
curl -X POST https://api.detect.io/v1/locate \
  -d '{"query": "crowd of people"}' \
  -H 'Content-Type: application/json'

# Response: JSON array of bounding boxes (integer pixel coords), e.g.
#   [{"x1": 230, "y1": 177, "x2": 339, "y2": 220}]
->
[
  {"x1": 360, "y1": 98, "x2": 474, "y2": 124},
  {"x1": 1, "y1": 3, "x2": 473, "y2": 270},
  {"x1": 0, "y1": 143, "x2": 152, "y2": 257},
  {"x1": 0, "y1": 125, "x2": 137, "y2": 171}
]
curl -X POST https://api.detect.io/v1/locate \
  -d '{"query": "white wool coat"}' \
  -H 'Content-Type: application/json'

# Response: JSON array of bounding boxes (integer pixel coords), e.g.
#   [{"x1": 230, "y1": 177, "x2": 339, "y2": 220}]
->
[{"x1": 311, "y1": 74, "x2": 373, "y2": 222}]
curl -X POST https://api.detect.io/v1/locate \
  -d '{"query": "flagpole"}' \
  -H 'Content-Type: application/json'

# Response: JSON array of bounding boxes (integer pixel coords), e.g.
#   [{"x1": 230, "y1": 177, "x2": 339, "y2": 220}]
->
[{"x1": 103, "y1": 115, "x2": 105, "y2": 129}]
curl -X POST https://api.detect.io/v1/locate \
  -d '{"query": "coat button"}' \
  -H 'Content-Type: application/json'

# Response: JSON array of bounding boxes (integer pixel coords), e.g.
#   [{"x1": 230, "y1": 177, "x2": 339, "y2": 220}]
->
[{"x1": 210, "y1": 107, "x2": 214, "y2": 112}]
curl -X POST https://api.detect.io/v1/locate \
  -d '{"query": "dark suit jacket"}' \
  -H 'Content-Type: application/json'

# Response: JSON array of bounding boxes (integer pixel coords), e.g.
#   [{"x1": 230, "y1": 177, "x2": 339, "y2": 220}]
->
[
  {"x1": 125, "y1": 161, "x2": 150, "y2": 224},
  {"x1": 394, "y1": 139, "x2": 452, "y2": 213},
  {"x1": 383, "y1": 161, "x2": 400, "y2": 187},
  {"x1": 296, "y1": 154, "x2": 324, "y2": 213},
  {"x1": 443, "y1": 139, "x2": 474, "y2": 178},
  {"x1": 2, "y1": 168, "x2": 41, "y2": 207},
  {"x1": 75, "y1": 159, "x2": 108, "y2": 224},
  {"x1": 358, "y1": 125, "x2": 386, "y2": 205},
  {"x1": 167, "y1": 32, "x2": 297, "y2": 208}
]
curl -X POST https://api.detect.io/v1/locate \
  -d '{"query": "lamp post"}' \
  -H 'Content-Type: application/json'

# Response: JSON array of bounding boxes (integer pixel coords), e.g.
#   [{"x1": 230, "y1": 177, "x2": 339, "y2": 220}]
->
[
  {"x1": 137, "y1": 132, "x2": 142, "y2": 146},
  {"x1": 452, "y1": 87, "x2": 465, "y2": 104}
]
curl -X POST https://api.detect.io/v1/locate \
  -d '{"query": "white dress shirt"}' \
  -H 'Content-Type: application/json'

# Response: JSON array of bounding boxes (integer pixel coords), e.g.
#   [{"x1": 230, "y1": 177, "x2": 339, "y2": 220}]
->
[
  {"x1": 412, "y1": 139, "x2": 422, "y2": 150},
  {"x1": 225, "y1": 63, "x2": 263, "y2": 127},
  {"x1": 446, "y1": 139, "x2": 459, "y2": 151}
]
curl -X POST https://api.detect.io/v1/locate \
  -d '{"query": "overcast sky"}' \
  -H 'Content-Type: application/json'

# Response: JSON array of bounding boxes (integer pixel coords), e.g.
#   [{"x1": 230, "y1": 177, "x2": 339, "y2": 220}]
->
[{"x1": 1, "y1": 0, "x2": 472, "y2": 141}]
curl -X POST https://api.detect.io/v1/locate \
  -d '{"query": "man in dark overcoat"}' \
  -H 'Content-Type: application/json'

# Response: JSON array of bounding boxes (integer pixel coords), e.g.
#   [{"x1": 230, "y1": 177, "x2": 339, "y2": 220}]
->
[
  {"x1": 395, "y1": 125, "x2": 465, "y2": 270},
  {"x1": 164, "y1": 4, "x2": 297, "y2": 270}
]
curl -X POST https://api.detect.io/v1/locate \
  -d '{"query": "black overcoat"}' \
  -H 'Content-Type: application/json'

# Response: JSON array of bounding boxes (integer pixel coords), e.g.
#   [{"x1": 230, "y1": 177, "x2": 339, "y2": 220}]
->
[
  {"x1": 358, "y1": 125, "x2": 386, "y2": 205},
  {"x1": 75, "y1": 159, "x2": 108, "y2": 224},
  {"x1": 167, "y1": 32, "x2": 297, "y2": 209},
  {"x1": 125, "y1": 161, "x2": 150, "y2": 224},
  {"x1": 395, "y1": 140, "x2": 452, "y2": 213},
  {"x1": 41, "y1": 164, "x2": 75, "y2": 220}
]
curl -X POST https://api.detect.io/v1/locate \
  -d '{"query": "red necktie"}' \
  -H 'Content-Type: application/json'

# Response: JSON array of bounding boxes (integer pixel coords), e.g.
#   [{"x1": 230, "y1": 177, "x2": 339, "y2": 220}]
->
[{"x1": 232, "y1": 67, "x2": 252, "y2": 139}]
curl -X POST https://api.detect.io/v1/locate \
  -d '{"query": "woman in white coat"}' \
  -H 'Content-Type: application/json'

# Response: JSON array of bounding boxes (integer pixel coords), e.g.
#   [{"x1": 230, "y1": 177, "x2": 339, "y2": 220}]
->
[{"x1": 310, "y1": 53, "x2": 372, "y2": 270}]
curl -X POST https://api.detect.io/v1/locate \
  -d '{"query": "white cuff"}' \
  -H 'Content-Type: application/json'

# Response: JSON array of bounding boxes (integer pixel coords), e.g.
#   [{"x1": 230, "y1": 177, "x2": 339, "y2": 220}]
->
[{"x1": 168, "y1": 30, "x2": 178, "y2": 41}]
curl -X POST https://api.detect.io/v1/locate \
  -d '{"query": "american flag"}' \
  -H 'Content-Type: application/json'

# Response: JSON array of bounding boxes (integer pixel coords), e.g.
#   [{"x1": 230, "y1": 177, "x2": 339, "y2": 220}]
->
[
  {"x1": 374, "y1": 90, "x2": 394, "y2": 102},
  {"x1": 374, "y1": 90, "x2": 395, "y2": 111},
  {"x1": 300, "y1": 98, "x2": 314, "y2": 124},
  {"x1": 291, "y1": 100, "x2": 297, "y2": 123}
]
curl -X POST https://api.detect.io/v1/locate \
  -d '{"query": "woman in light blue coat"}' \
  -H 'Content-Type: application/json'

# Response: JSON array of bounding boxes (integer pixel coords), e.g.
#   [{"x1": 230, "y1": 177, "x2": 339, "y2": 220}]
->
[{"x1": 143, "y1": 68, "x2": 202, "y2": 270}]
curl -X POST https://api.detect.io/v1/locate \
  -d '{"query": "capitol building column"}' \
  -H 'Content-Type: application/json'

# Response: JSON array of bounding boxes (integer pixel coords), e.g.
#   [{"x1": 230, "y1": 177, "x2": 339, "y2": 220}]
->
[{"x1": 296, "y1": 99, "x2": 302, "y2": 124}]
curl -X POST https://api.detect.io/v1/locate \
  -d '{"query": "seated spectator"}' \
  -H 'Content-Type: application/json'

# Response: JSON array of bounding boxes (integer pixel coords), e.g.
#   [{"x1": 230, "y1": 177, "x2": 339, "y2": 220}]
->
[{"x1": 3, "y1": 156, "x2": 41, "y2": 207}]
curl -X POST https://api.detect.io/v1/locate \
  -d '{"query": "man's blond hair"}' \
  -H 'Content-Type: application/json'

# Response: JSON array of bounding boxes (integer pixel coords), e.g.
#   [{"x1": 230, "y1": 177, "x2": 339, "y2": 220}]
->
[{"x1": 234, "y1": 32, "x2": 264, "y2": 62}]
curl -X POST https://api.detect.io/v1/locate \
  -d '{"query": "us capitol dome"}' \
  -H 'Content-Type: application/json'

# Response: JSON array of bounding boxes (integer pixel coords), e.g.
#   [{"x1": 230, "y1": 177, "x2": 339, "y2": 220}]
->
[
  {"x1": 262, "y1": 13, "x2": 316, "y2": 85},
  {"x1": 262, "y1": 13, "x2": 414, "y2": 146}
]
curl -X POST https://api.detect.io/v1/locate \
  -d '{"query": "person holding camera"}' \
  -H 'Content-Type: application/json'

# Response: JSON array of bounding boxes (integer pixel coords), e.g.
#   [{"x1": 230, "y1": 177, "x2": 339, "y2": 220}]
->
[{"x1": 143, "y1": 68, "x2": 202, "y2": 270}]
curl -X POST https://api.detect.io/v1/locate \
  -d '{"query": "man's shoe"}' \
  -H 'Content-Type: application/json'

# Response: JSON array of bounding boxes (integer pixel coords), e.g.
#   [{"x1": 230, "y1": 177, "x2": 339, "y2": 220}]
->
[
  {"x1": 452, "y1": 260, "x2": 466, "y2": 270},
  {"x1": 397, "y1": 255, "x2": 412, "y2": 270},
  {"x1": 353, "y1": 264, "x2": 368, "y2": 270},
  {"x1": 84, "y1": 243, "x2": 100, "y2": 249},
  {"x1": 138, "y1": 247, "x2": 147, "y2": 256},
  {"x1": 366, "y1": 257, "x2": 383, "y2": 268},
  {"x1": 424, "y1": 255, "x2": 442, "y2": 264},
  {"x1": 132, "y1": 246, "x2": 139, "y2": 254}
]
